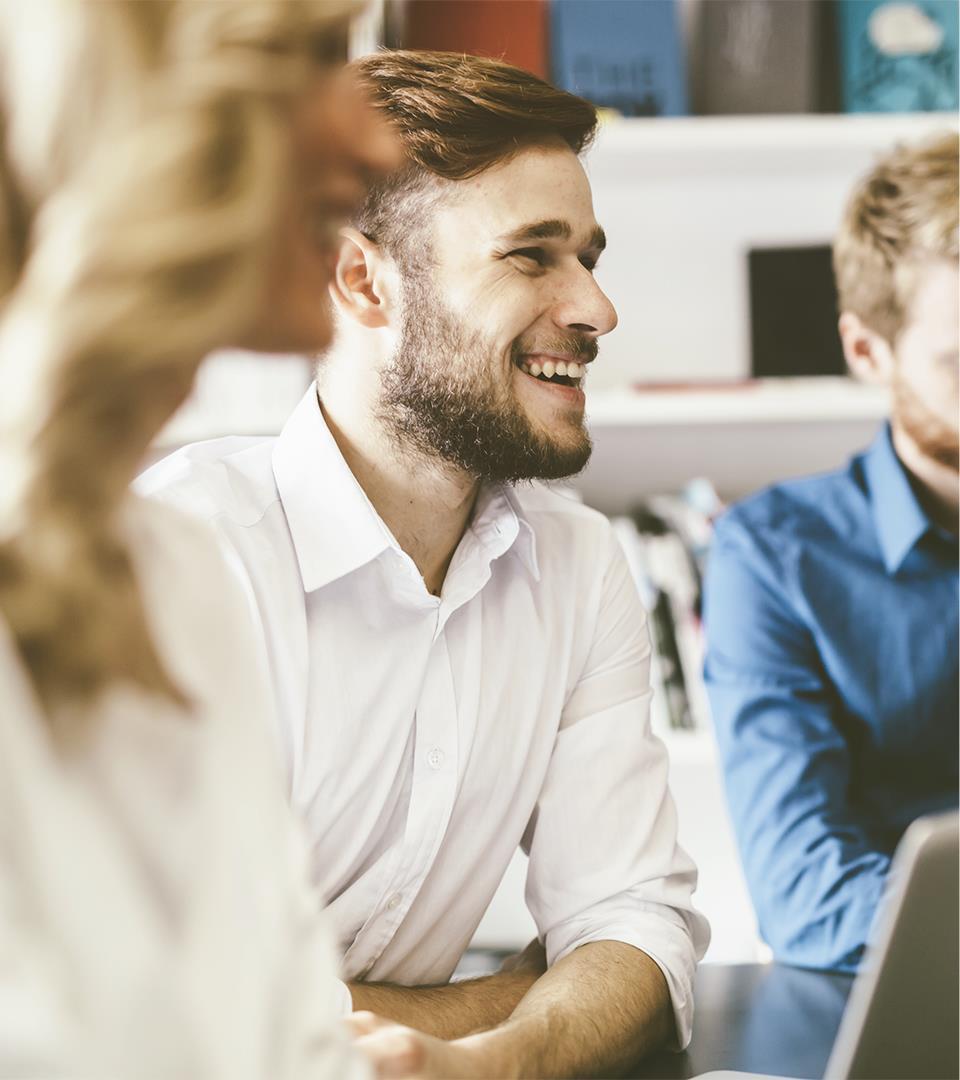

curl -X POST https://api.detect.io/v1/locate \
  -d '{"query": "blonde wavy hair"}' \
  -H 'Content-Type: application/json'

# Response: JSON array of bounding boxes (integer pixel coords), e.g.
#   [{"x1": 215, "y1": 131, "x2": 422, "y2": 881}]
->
[
  {"x1": 833, "y1": 131, "x2": 959, "y2": 345},
  {"x1": 0, "y1": 0, "x2": 359, "y2": 725}
]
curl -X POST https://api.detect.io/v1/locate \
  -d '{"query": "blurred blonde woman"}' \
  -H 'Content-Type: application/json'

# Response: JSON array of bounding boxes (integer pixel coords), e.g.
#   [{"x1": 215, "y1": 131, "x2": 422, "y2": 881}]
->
[{"x1": 0, "y1": 1, "x2": 398, "y2": 1077}]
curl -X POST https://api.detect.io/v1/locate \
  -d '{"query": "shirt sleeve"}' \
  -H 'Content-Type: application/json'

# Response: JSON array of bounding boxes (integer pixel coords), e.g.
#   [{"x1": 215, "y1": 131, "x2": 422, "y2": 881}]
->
[
  {"x1": 523, "y1": 527, "x2": 710, "y2": 1050},
  {"x1": 702, "y1": 512, "x2": 890, "y2": 972}
]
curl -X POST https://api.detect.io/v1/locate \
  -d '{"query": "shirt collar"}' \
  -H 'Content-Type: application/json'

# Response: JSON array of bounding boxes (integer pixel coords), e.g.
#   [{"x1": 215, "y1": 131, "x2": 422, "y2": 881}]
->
[
  {"x1": 273, "y1": 385, "x2": 541, "y2": 592},
  {"x1": 863, "y1": 422, "x2": 933, "y2": 574},
  {"x1": 475, "y1": 484, "x2": 541, "y2": 583},
  {"x1": 272, "y1": 386, "x2": 393, "y2": 592}
]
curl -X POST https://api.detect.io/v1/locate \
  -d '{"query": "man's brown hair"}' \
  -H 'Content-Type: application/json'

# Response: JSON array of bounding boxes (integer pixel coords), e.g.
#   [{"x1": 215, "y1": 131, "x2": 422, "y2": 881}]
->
[
  {"x1": 833, "y1": 131, "x2": 959, "y2": 345},
  {"x1": 349, "y1": 49, "x2": 598, "y2": 257}
]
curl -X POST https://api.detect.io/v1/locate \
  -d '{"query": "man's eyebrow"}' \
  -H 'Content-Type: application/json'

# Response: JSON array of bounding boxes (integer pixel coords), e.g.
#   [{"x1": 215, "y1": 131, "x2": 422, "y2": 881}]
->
[{"x1": 497, "y1": 219, "x2": 607, "y2": 252}]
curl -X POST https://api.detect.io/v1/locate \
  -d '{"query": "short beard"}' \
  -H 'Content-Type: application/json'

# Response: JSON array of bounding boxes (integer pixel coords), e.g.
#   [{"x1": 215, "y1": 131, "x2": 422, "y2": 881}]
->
[
  {"x1": 376, "y1": 276, "x2": 594, "y2": 484},
  {"x1": 892, "y1": 369, "x2": 960, "y2": 472}
]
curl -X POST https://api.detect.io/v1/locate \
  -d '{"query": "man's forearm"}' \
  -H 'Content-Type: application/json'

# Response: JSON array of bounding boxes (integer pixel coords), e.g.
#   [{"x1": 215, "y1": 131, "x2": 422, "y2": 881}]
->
[
  {"x1": 348, "y1": 967, "x2": 540, "y2": 1040},
  {"x1": 457, "y1": 941, "x2": 674, "y2": 1079}
]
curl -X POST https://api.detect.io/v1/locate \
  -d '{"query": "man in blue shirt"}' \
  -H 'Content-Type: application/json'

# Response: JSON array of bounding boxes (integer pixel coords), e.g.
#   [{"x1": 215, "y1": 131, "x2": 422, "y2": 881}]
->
[{"x1": 703, "y1": 133, "x2": 959, "y2": 972}]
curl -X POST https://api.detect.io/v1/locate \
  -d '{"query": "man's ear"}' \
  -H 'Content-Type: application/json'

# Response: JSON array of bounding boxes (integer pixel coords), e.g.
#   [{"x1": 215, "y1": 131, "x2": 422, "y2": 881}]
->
[
  {"x1": 329, "y1": 227, "x2": 399, "y2": 329},
  {"x1": 838, "y1": 311, "x2": 895, "y2": 386}
]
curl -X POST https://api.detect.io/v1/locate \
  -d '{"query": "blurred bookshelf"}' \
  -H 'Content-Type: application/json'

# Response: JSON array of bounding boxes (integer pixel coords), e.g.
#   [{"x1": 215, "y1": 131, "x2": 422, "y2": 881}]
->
[{"x1": 586, "y1": 109, "x2": 958, "y2": 390}]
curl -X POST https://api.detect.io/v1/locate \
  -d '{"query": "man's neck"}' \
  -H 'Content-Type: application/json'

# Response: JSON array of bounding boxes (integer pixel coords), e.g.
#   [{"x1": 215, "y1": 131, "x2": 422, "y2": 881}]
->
[
  {"x1": 891, "y1": 422, "x2": 960, "y2": 537},
  {"x1": 319, "y1": 394, "x2": 480, "y2": 596}
]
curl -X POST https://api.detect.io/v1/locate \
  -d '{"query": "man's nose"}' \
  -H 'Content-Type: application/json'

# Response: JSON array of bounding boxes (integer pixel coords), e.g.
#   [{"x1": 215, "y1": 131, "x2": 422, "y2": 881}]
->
[{"x1": 552, "y1": 268, "x2": 618, "y2": 338}]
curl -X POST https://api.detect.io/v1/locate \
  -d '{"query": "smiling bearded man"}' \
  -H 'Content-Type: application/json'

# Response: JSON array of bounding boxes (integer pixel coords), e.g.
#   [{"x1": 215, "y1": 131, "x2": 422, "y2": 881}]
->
[
  {"x1": 140, "y1": 50, "x2": 709, "y2": 1080},
  {"x1": 380, "y1": 266, "x2": 598, "y2": 481}
]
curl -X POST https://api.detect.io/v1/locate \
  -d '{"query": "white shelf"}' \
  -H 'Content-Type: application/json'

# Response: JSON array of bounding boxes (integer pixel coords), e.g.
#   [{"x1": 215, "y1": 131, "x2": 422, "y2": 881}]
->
[
  {"x1": 585, "y1": 377, "x2": 889, "y2": 427},
  {"x1": 592, "y1": 111, "x2": 960, "y2": 156}
]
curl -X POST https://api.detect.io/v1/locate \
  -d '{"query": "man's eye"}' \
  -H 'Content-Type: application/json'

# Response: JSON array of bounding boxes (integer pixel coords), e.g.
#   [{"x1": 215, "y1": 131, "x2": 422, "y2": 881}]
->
[{"x1": 510, "y1": 248, "x2": 547, "y2": 266}]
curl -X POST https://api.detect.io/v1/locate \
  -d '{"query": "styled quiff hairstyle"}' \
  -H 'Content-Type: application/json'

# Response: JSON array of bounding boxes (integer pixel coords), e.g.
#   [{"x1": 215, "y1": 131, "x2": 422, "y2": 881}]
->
[
  {"x1": 0, "y1": 0, "x2": 359, "y2": 725},
  {"x1": 833, "y1": 131, "x2": 959, "y2": 345},
  {"x1": 349, "y1": 50, "x2": 597, "y2": 256}
]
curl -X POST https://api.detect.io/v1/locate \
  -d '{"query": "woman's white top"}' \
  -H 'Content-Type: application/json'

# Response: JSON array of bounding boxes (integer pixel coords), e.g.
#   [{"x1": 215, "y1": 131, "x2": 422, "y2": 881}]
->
[{"x1": 0, "y1": 497, "x2": 367, "y2": 1080}]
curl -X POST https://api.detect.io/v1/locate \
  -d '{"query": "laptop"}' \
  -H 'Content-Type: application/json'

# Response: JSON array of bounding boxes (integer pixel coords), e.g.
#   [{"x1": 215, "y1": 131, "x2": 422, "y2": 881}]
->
[{"x1": 698, "y1": 811, "x2": 959, "y2": 1080}]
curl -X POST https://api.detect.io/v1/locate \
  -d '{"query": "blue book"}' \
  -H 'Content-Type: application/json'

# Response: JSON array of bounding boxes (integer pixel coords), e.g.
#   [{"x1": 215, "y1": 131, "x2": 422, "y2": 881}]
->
[
  {"x1": 838, "y1": 0, "x2": 959, "y2": 112},
  {"x1": 550, "y1": 0, "x2": 687, "y2": 117}
]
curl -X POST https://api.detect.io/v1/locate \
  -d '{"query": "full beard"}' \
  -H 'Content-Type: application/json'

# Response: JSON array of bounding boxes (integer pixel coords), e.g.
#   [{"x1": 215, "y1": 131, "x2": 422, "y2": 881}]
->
[
  {"x1": 376, "y1": 278, "x2": 594, "y2": 483},
  {"x1": 892, "y1": 369, "x2": 960, "y2": 473}
]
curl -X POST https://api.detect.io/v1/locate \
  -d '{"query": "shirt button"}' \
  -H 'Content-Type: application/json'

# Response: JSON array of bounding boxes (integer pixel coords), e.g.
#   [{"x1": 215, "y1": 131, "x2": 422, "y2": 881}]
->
[
  {"x1": 387, "y1": 893, "x2": 402, "y2": 911},
  {"x1": 427, "y1": 747, "x2": 445, "y2": 770}
]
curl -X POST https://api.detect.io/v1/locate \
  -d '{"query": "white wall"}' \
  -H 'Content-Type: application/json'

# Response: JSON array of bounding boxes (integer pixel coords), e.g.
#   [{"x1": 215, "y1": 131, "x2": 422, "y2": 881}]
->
[{"x1": 584, "y1": 113, "x2": 958, "y2": 388}]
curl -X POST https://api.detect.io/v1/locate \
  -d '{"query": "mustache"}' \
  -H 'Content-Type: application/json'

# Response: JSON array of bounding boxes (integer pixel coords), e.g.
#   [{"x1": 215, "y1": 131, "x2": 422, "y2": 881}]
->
[{"x1": 511, "y1": 335, "x2": 598, "y2": 365}]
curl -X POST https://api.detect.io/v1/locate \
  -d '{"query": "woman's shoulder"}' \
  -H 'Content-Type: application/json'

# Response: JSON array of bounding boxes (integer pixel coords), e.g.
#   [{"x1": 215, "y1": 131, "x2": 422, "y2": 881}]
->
[
  {"x1": 124, "y1": 492, "x2": 234, "y2": 576},
  {"x1": 122, "y1": 493, "x2": 275, "y2": 733},
  {"x1": 123, "y1": 492, "x2": 258, "y2": 635}
]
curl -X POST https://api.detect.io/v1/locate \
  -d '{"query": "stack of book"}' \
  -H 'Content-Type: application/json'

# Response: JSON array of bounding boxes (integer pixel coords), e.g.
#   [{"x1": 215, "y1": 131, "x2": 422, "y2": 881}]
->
[
  {"x1": 396, "y1": 0, "x2": 688, "y2": 115},
  {"x1": 612, "y1": 479, "x2": 724, "y2": 737}
]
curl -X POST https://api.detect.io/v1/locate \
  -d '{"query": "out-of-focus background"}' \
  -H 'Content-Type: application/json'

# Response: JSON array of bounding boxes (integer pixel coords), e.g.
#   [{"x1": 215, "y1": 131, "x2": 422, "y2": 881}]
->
[{"x1": 156, "y1": 0, "x2": 959, "y2": 964}]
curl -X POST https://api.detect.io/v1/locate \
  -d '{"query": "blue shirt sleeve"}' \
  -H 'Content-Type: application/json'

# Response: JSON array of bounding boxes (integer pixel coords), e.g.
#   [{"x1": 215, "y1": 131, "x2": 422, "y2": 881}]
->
[{"x1": 703, "y1": 512, "x2": 890, "y2": 972}]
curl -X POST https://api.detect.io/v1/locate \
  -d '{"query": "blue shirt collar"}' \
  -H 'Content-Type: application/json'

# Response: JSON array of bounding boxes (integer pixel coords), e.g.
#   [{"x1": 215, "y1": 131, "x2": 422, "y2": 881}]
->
[{"x1": 863, "y1": 423, "x2": 933, "y2": 574}]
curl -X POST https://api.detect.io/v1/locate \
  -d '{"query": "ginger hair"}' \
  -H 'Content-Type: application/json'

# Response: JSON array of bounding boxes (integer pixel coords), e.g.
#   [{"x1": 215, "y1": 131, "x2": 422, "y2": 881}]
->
[{"x1": 833, "y1": 131, "x2": 959, "y2": 344}]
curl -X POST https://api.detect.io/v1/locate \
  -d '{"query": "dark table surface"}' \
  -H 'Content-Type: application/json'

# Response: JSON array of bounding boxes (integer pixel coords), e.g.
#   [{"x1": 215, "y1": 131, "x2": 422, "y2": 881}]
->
[{"x1": 630, "y1": 963, "x2": 855, "y2": 1080}]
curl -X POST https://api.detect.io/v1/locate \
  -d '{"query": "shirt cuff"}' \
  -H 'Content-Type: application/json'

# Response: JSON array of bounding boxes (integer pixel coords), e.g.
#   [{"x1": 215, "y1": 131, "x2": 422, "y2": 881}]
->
[
  {"x1": 335, "y1": 977, "x2": 354, "y2": 1016},
  {"x1": 547, "y1": 908, "x2": 707, "y2": 1050}
]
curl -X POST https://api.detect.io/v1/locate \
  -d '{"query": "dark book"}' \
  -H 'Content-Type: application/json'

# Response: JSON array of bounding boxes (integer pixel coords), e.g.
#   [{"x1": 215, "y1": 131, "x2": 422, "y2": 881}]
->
[
  {"x1": 550, "y1": 0, "x2": 687, "y2": 117},
  {"x1": 401, "y1": 0, "x2": 548, "y2": 78},
  {"x1": 749, "y1": 245, "x2": 847, "y2": 378},
  {"x1": 692, "y1": 0, "x2": 841, "y2": 114}
]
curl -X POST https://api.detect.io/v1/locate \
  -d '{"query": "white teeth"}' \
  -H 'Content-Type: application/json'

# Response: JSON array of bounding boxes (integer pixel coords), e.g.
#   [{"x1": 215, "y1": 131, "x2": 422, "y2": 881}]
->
[{"x1": 520, "y1": 357, "x2": 587, "y2": 382}]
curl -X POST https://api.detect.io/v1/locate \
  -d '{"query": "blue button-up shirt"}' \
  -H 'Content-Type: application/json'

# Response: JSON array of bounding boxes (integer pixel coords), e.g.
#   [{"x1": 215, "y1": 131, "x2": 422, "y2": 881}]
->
[{"x1": 703, "y1": 424, "x2": 959, "y2": 972}]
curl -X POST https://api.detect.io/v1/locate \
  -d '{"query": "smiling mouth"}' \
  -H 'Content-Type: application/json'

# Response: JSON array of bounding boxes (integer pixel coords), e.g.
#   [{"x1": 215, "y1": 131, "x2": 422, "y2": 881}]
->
[{"x1": 515, "y1": 355, "x2": 587, "y2": 388}]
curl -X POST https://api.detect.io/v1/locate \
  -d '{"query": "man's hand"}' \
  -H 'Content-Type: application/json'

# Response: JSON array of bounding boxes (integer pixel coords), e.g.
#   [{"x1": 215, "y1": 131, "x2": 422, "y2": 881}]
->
[{"x1": 348, "y1": 1012, "x2": 485, "y2": 1080}]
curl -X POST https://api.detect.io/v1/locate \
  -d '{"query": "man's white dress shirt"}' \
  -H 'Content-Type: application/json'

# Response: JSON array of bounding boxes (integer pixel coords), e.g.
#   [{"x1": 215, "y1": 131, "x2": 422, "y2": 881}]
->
[
  {"x1": 0, "y1": 498, "x2": 364, "y2": 1080},
  {"x1": 139, "y1": 386, "x2": 710, "y2": 1045}
]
